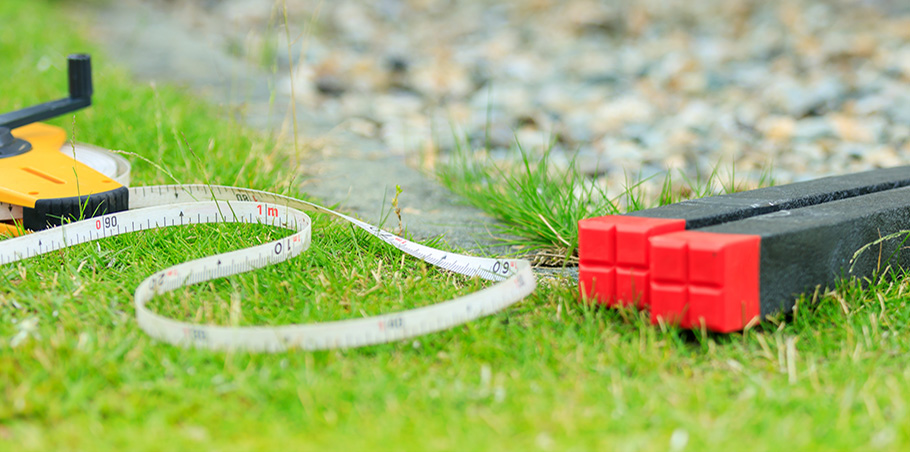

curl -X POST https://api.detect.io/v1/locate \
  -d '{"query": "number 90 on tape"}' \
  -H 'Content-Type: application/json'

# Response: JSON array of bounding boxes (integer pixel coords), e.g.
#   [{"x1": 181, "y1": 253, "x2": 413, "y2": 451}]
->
[{"x1": 95, "y1": 215, "x2": 118, "y2": 231}]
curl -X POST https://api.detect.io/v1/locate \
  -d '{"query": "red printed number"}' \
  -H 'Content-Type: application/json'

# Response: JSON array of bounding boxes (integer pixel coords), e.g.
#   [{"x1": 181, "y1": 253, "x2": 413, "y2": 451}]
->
[{"x1": 257, "y1": 205, "x2": 278, "y2": 217}]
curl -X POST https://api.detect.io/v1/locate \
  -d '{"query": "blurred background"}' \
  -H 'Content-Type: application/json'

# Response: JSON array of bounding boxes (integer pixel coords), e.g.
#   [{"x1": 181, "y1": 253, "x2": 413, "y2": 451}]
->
[{"x1": 87, "y1": 0, "x2": 910, "y2": 198}]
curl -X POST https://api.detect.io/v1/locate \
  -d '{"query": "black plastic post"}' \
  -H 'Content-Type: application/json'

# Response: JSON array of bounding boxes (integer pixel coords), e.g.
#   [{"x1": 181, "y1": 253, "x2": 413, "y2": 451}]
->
[{"x1": 67, "y1": 54, "x2": 93, "y2": 100}]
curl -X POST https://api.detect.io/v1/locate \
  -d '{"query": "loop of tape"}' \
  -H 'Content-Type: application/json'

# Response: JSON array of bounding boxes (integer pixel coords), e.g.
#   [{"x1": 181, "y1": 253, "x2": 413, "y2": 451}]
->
[{"x1": 0, "y1": 147, "x2": 536, "y2": 352}]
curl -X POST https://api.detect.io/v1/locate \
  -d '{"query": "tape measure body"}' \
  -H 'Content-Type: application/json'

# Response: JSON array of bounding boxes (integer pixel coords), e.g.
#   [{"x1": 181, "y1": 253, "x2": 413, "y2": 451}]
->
[
  {"x1": 0, "y1": 139, "x2": 131, "y2": 236},
  {"x1": 1, "y1": 124, "x2": 129, "y2": 231},
  {"x1": 2, "y1": 180, "x2": 536, "y2": 351}
]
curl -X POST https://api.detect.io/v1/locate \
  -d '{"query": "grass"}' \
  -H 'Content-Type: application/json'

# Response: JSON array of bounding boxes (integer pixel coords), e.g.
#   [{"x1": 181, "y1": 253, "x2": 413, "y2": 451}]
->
[
  {"x1": 437, "y1": 138, "x2": 617, "y2": 264},
  {"x1": 2, "y1": 1, "x2": 910, "y2": 451},
  {"x1": 437, "y1": 135, "x2": 773, "y2": 262}
]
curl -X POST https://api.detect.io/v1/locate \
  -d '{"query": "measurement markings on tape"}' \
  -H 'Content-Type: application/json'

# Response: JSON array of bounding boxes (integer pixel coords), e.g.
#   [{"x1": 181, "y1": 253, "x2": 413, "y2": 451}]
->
[{"x1": 1, "y1": 184, "x2": 537, "y2": 352}]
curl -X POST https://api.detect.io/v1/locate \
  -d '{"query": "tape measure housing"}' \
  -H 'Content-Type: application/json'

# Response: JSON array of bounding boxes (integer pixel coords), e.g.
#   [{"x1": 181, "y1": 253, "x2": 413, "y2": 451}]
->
[{"x1": 1, "y1": 123, "x2": 128, "y2": 232}]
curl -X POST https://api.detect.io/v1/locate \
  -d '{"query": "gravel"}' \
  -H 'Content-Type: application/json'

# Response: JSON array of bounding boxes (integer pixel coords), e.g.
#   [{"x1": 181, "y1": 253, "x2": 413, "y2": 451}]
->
[{"x1": 88, "y1": 0, "x2": 910, "y2": 228}]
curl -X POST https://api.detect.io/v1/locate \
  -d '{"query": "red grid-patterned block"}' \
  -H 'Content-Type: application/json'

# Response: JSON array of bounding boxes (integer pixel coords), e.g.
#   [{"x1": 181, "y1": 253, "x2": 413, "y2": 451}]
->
[
  {"x1": 649, "y1": 231, "x2": 761, "y2": 332},
  {"x1": 650, "y1": 237, "x2": 691, "y2": 327},
  {"x1": 578, "y1": 216, "x2": 685, "y2": 307},
  {"x1": 616, "y1": 267, "x2": 650, "y2": 307}
]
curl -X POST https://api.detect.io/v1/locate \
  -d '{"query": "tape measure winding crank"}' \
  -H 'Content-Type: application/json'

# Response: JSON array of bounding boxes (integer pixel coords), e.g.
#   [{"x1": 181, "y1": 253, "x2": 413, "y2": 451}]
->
[{"x1": 1, "y1": 55, "x2": 537, "y2": 352}]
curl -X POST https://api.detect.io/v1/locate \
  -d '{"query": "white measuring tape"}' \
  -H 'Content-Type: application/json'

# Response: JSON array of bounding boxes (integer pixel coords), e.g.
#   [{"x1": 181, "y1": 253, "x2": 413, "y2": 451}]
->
[{"x1": 1, "y1": 148, "x2": 536, "y2": 352}]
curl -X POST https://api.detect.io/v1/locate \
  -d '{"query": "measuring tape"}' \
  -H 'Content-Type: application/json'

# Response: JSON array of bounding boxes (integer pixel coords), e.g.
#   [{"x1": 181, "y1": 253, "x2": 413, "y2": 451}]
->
[{"x1": 1, "y1": 148, "x2": 536, "y2": 352}]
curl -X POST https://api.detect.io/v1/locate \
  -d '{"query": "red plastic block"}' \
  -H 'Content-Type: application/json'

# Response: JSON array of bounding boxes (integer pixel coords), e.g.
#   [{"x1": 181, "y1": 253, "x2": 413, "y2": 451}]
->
[
  {"x1": 650, "y1": 237, "x2": 690, "y2": 326},
  {"x1": 578, "y1": 216, "x2": 684, "y2": 307},
  {"x1": 649, "y1": 231, "x2": 760, "y2": 332}
]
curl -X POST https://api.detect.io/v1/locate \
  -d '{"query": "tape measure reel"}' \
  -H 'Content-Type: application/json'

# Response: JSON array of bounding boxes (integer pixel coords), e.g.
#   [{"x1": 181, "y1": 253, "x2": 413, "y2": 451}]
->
[
  {"x1": 0, "y1": 140, "x2": 131, "y2": 223},
  {"x1": 1, "y1": 55, "x2": 129, "y2": 234},
  {"x1": 1, "y1": 54, "x2": 537, "y2": 352}
]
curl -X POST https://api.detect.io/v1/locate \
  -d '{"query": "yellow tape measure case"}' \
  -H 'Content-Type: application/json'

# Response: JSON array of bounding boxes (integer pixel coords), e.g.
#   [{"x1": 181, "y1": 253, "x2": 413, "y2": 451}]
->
[{"x1": 0, "y1": 54, "x2": 128, "y2": 232}]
